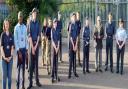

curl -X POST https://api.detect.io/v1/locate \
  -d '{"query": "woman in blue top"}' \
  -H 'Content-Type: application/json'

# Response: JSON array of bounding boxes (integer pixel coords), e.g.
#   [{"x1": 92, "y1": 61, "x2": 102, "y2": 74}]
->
[{"x1": 1, "y1": 19, "x2": 14, "y2": 89}]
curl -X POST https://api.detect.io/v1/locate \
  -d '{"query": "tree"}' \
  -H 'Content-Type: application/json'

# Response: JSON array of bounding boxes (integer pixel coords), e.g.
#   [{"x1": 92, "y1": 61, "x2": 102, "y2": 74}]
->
[
  {"x1": 6, "y1": 0, "x2": 58, "y2": 22},
  {"x1": 5, "y1": 0, "x2": 58, "y2": 33},
  {"x1": 39, "y1": 0, "x2": 58, "y2": 23},
  {"x1": 6, "y1": 0, "x2": 40, "y2": 21}
]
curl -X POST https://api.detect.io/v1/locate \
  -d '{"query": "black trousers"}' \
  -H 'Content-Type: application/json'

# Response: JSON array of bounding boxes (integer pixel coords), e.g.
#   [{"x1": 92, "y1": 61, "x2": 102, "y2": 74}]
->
[
  {"x1": 51, "y1": 47, "x2": 58, "y2": 80},
  {"x1": 16, "y1": 48, "x2": 26, "y2": 89},
  {"x1": 105, "y1": 37, "x2": 113, "y2": 69},
  {"x1": 69, "y1": 42, "x2": 77, "y2": 76},
  {"x1": 58, "y1": 33, "x2": 62, "y2": 61},
  {"x1": 83, "y1": 44, "x2": 90, "y2": 72},
  {"x1": 29, "y1": 46, "x2": 39, "y2": 86},
  {"x1": 116, "y1": 44, "x2": 125, "y2": 73}
]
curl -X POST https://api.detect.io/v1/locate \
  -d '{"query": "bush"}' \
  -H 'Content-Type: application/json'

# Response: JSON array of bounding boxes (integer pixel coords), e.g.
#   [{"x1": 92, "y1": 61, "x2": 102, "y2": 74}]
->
[
  {"x1": 0, "y1": 20, "x2": 3, "y2": 35},
  {"x1": 0, "y1": 11, "x2": 17, "y2": 34},
  {"x1": 7, "y1": 11, "x2": 18, "y2": 33}
]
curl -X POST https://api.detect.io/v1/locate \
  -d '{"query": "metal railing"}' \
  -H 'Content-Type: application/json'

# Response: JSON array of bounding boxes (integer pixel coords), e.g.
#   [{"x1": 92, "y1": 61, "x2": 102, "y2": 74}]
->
[
  {"x1": 58, "y1": 0, "x2": 128, "y2": 38},
  {"x1": 0, "y1": 3, "x2": 9, "y2": 21}
]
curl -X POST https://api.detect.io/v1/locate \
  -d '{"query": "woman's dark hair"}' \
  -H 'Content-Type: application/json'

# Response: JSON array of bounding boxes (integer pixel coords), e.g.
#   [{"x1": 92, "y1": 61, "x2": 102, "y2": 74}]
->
[{"x1": 119, "y1": 18, "x2": 124, "y2": 23}]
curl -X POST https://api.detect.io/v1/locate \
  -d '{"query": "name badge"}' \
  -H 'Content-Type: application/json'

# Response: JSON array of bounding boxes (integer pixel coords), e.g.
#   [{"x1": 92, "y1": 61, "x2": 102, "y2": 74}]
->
[
  {"x1": 7, "y1": 45, "x2": 10, "y2": 49},
  {"x1": 10, "y1": 38, "x2": 12, "y2": 41}
]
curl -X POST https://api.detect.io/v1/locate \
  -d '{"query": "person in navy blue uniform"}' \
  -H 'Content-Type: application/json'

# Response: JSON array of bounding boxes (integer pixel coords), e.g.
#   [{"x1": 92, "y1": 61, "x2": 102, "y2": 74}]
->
[
  {"x1": 82, "y1": 17, "x2": 91, "y2": 74},
  {"x1": 1, "y1": 19, "x2": 14, "y2": 89},
  {"x1": 76, "y1": 12, "x2": 82, "y2": 67},
  {"x1": 27, "y1": 8, "x2": 42, "y2": 89},
  {"x1": 105, "y1": 13, "x2": 115, "y2": 73},
  {"x1": 57, "y1": 11, "x2": 63, "y2": 63},
  {"x1": 68, "y1": 13, "x2": 79, "y2": 79},
  {"x1": 51, "y1": 18, "x2": 60, "y2": 83}
]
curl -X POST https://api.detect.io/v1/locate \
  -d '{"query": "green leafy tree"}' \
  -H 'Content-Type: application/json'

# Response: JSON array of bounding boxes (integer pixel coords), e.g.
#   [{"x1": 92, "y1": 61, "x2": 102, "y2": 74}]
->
[
  {"x1": 5, "y1": 0, "x2": 58, "y2": 33},
  {"x1": 6, "y1": 0, "x2": 40, "y2": 20},
  {"x1": 39, "y1": 0, "x2": 58, "y2": 23}
]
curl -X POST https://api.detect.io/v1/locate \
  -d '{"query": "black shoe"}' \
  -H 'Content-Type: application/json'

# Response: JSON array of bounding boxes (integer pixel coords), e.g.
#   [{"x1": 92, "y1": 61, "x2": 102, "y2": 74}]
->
[
  {"x1": 120, "y1": 72, "x2": 123, "y2": 75},
  {"x1": 116, "y1": 71, "x2": 119, "y2": 74},
  {"x1": 74, "y1": 73, "x2": 79, "y2": 77},
  {"x1": 22, "y1": 86, "x2": 25, "y2": 89},
  {"x1": 52, "y1": 79, "x2": 55, "y2": 83},
  {"x1": 43, "y1": 64, "x2": 46, "y2": 66},
  {"x1": 99, "y1": 69, "x2": 103, "y2": 73},
  {"x1": 86, "y1": 70, "x2": 91, "y2": 73},
  {"x1": 96, "y1": 68, "x2": 98, "y2": 72},
  {"x1": 83, "y1": 71, "x2": 86, "y2": 74},
  {"x1": 60, "y1": 60, "x2": 64, "y2": 63},
  {"x1": 48, "y1": 72, "x2": 51, "y2": 75},
  {"x1": 68, "y1": 75, "x2": 71, "y2": 79},
  {"x1": 27, "y1": 85, "x2": 32, "y2": 89},
  {"x1": 105, "y1": 68, "x2": 108, "y2": 71},
  {"x1": 78, "y1": 62, "x2": 82, "y2": 67},
  {"x1": 22, "y1": 87, "x2": 25, "y2": 89},
  {"x1": 57, "y1": 77, "x2": 60, "y2": 82},
  {"x1": 36, "y1": 82, "x2": 42, "y2": 87},
  {"x1": 111, "y1": 69, "x2": 114, "y2": 73}
]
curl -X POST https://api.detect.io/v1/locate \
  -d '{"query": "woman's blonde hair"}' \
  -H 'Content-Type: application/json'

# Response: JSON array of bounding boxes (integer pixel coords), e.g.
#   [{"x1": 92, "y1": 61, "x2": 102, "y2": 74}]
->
[
  {"x1": 43, "y1": 18, "x2": 47, "y2": 26},
  {"x1": 3, "y1": 18, "x2": 10, "y2": 32}
]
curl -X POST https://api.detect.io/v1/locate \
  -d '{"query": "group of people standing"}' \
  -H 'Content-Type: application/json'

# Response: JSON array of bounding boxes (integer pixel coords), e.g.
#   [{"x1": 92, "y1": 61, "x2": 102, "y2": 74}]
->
[
  {"x1": 93, "y1": 13, "x2": 127, "y2": 74},
  {"x1": 41, "y1": 11, "x2": 63, "y2": 83},
  {"x1": 1, "y1": 7, "x2": 127, "y2": 89},
  {"x1": 67, "y1": 12, "x2": 127, "y2": 78},
  {"x1": 1, "y1": 8, "x2": 42, "y2": 89}
]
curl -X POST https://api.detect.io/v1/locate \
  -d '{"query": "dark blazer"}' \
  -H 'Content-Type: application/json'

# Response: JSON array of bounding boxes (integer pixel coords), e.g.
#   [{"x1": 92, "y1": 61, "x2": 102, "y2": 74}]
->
[{"x1": 93, "y1": 24, "x2": 104, "y2": 49}]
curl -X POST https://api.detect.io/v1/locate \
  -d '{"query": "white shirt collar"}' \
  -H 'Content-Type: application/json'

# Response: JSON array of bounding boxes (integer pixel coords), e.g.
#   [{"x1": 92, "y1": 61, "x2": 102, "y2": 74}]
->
[{"x1": 17, "y1": 23, "x2": 23, "y2": 27}]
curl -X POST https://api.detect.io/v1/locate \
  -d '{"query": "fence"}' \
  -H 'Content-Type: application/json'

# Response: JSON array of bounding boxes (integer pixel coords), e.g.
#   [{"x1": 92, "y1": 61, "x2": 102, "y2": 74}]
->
[
  {"x1": 59, "y1": 0, "x2": 128, "y2": 37},
  {"x1": 0, "y1": 2, "x2": 9, "y2": 21}
]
